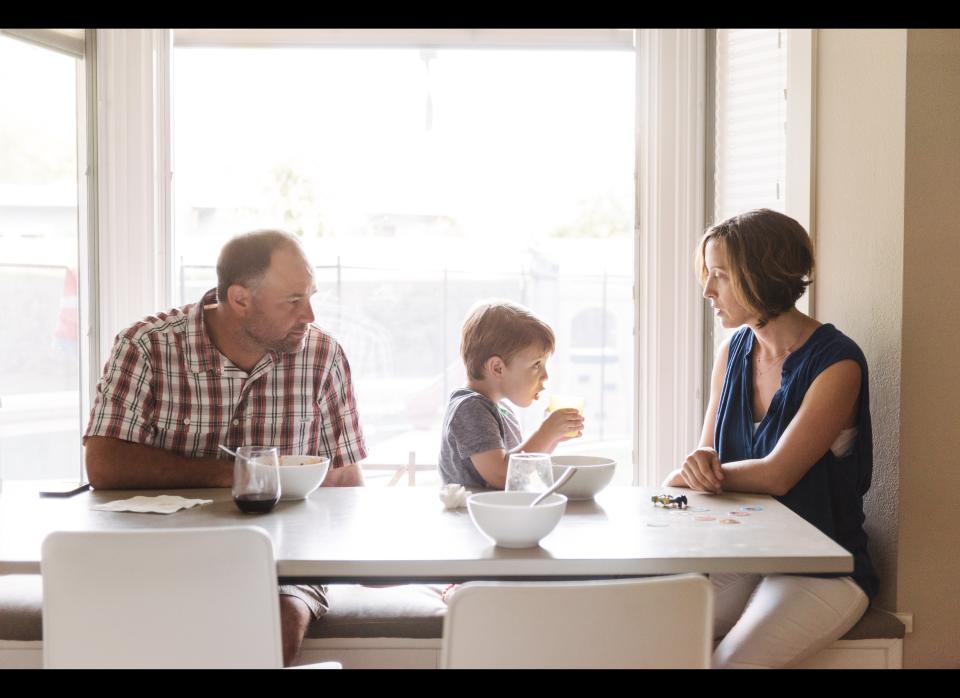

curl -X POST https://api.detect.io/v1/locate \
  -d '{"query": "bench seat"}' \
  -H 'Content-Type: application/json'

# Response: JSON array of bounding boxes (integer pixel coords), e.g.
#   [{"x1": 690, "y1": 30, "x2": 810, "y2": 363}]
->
[{"x1": 0, "y1": 575, "x2": 903, "y2": 669}]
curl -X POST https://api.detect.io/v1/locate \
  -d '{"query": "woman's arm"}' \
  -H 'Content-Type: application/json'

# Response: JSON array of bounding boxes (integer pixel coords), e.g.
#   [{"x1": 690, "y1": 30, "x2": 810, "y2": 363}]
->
[
  {"x1": 663, "y1": 339, "x2": 729, "y2": 492},
  {"x1": 718, "y1": 359, "x2": 861, "y2": 496}
]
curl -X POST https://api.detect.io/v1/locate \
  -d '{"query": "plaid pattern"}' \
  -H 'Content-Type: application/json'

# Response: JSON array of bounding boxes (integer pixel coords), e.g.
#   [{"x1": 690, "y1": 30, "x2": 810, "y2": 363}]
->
[{"x1": 84, "y1": 289, "x2": 367, "y2": 469}]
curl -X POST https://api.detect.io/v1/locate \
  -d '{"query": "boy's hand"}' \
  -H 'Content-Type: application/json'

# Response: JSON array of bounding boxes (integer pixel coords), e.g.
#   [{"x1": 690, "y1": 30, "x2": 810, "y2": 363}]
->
[{"x1": 539, "y1": 407, "x2": 585, "y2": 445}]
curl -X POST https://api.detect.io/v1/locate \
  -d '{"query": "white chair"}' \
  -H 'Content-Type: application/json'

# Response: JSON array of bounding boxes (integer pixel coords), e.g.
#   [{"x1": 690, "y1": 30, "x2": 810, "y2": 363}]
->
[
  {"x1": 41, "y1": 526, "x2": 340, "y2": 669},
  {"x1": 441, "y1": 574, "x2": 713, "y2": 669}
]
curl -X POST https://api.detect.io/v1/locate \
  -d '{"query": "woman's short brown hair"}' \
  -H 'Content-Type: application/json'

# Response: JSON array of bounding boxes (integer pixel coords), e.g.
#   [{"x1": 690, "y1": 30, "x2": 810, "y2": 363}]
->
[
  {"x1": 696, "y1": 208, "x2": 814, "y2": 327},
  {"x1": 460, "y1": 300, "x2": 556, "y2": 380}
]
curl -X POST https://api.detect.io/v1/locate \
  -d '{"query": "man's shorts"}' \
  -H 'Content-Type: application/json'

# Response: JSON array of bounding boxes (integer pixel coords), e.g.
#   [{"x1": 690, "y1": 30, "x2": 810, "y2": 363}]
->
[{"x1": 278, "y1": 584, "x2": 329, "y2": 620}]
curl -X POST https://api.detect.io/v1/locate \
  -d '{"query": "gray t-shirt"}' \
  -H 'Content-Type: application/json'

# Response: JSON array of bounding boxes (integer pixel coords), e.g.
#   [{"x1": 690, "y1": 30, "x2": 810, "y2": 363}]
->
[{"x1": 438, "y1": 388, "x2": 522, "y2": 488}]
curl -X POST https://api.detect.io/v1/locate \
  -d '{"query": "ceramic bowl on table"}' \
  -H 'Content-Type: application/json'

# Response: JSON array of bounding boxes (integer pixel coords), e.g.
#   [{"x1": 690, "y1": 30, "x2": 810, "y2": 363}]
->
[
  {"x1": 549, "y1": 455, "x2": 616, "y2": 500},
  {"x1": 278, "y1": 455, "x2": 330, "y2": 500},
  {"x1": 467, "y1": 491, "x2": 567, "y2": 548}
]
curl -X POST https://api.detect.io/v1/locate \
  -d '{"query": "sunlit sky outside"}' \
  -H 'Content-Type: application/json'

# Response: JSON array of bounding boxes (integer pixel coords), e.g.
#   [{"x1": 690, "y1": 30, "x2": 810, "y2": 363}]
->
[
  {"x1": 172, "y1": 46, "x2": 637, "y2": 472},
  {"x1": 0, "y1": 37, "x2": 76, "y2": 189},
  {"x1": 0, "y1": 39, "x2": 638, "y2": 477},
  {"x1": 173, "y1": 48, "x2": 635, "y2": 273},
  {"x1": 0, "y1": 35, "x2": 78, "y2": 270}
]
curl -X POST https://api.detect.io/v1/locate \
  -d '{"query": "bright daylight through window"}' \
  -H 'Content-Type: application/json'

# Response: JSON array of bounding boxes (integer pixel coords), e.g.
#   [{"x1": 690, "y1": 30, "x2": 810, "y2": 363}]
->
[
  {"x1": 172, "y1": 46, "x2": 635, "y2": 484},
  {"x1": 0, "y1": 34, "x2": 85, "y2": 481}
]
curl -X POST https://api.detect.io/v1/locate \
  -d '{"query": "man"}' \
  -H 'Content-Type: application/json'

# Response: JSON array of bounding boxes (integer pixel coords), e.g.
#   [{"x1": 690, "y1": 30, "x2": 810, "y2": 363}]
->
[{"x1": 83, "y1": 230, "x2": 367, "y2": 666}]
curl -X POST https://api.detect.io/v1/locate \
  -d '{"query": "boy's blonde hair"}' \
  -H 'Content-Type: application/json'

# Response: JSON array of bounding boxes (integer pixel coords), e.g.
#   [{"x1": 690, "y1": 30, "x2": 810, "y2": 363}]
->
[{"x1": 460, "y1": 300, "x2": 556, "y2": 380}]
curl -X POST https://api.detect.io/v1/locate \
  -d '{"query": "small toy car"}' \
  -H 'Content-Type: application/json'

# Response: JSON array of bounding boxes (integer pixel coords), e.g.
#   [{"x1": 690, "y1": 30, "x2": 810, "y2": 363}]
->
[{"x1": 651, "y1": 493, "x2": 688, "y2": 509}]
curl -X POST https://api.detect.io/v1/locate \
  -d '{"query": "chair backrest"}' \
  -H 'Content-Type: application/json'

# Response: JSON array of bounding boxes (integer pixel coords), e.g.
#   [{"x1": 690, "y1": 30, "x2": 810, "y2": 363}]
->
[
  {"x1": 42, "y1": 526, "x2": 283, "y2": 668},
  {"x1": 441, "y1": 574, "x2": 713, "y2": 669}
]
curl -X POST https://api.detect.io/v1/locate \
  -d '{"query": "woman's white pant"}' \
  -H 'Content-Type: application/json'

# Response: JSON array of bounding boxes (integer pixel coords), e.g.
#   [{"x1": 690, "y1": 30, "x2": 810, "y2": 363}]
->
[{"x1": 711, "y1": 573, "x2": 868, "y2": 668}]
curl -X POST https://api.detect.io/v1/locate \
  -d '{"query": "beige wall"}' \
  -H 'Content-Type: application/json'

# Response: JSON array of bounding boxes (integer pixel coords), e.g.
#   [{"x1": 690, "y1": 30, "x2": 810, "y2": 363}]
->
[
  {"x1": 816, "y1": 28, "x2": 960, "y2": 668},
  {"x1": 815, "y1": 28, "x2": 906, "y2": 615},
  {"x1": 898, "y1": 29, "x2": 960, "y2": 668}
]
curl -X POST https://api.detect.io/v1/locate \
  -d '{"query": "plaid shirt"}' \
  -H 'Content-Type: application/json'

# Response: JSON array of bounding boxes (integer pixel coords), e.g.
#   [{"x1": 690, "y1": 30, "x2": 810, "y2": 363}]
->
[{"x1": 84, "y1": 289, "x2": 367, "y2": 469}]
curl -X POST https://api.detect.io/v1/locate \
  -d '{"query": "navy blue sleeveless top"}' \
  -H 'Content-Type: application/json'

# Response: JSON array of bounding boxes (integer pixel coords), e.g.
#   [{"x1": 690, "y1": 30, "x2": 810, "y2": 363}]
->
[{"x1": 715, "y1": 323, "x2": 879, "y2": 599}]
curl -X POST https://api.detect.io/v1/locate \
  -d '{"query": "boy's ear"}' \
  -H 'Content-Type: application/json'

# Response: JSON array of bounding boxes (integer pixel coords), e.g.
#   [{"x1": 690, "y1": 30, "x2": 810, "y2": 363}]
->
[{"x1": 484, "y1": 355, "x2": 505, "y2": 379}]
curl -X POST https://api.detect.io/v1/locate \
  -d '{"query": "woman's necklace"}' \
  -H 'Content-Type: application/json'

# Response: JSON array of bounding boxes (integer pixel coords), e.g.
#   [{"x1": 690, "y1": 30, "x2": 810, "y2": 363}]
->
[{"x1": 754, "y1": 324, "x2": 807, "y2": 377}]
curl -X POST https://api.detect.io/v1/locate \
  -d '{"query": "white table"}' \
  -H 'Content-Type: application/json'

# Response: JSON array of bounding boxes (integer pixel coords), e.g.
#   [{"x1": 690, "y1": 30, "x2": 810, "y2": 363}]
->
[{"x1": 0, "y1": 483, "x2": 852, "y2": 582}]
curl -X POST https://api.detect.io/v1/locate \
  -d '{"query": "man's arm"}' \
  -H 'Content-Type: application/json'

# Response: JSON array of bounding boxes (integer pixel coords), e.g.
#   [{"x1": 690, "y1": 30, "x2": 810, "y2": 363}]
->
[
  {"x1": 84, "y1": 436, "x2": 231, "y2": 490},
  {"x1": 316, "y1": 344, "x2": 368, "y2": 487}
]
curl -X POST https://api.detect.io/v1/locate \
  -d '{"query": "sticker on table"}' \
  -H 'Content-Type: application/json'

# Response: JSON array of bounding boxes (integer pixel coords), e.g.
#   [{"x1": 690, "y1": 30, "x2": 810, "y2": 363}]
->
[
  {"x1": 729, "y1": 511, "x2": 750, "y2": 517},
  {"x1": 741, "y1": 505, "x2": 764, "y2": 512},
  {"x1": 719, "y1": 518, "x2": 742, "y2": 525}
]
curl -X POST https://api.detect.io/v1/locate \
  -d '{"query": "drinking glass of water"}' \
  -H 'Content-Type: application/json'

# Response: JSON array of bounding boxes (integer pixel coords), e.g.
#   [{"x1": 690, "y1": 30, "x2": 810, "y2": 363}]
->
[{"x1": 505, "y1": 453, "x2": 554, "y2": 493}]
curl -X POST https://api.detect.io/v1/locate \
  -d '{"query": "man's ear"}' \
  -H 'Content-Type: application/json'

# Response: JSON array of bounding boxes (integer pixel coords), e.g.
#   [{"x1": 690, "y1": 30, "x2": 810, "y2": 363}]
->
[
  {"x1": 226, "y1": 284, "x2": 253, "y2": 316},
  {"x1": 484, "y1": 355, "x2": 505, "y2": 380}
]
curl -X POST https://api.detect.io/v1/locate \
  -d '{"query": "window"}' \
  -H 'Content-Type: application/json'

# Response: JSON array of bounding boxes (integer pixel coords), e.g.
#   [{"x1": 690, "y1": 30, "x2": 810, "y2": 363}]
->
[
  {"x1": 707, "y1": 28, "x2": 815, "y2": 372},
  {"x1": 0, "y1": 31, "x2": 90, "y2": 482},
  {"x1": 709, "y1": 29, "x2": 789, "y2": 358},
  {"x1": 171, "y1": 38, "x2": 636, "y2": 485}
]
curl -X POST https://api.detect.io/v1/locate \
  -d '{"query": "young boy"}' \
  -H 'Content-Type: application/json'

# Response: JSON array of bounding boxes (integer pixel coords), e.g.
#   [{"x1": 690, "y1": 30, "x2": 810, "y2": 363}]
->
[{"x1": 438, "y1": 299, "x2": 585, "y2": 489}]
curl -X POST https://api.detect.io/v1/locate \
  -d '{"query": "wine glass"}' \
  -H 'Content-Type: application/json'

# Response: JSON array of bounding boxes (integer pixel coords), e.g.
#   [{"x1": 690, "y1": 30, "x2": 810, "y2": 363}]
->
[
  {"x1": 505, "y1": 453, "x2": 555, "y2": 493},
  {"x1": 232, "y1": 446, "x2": 280, "y2": 514}
]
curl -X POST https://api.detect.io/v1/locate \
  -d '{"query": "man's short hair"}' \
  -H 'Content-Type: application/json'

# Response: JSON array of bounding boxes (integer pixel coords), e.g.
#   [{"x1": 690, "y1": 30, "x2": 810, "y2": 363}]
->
[
  {"x1": 460, "y1": 300, "x2": 556, "y2": 380},
  {"x1": 216, "y1": 229, "x2": 303, "y2": 304},
  {"x1": 696, "y1": 208, "x2": 814, "y2": 328}
]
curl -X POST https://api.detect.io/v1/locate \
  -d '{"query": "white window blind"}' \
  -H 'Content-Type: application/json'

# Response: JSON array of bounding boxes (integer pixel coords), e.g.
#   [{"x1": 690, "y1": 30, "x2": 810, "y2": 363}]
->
[{"x1": 714, "y1": 29, "x2": 787, "y2": 222}]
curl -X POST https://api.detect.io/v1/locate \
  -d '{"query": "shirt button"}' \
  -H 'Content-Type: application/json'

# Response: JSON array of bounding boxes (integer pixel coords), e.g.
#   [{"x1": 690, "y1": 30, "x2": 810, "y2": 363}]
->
[
  {"x1": 233, "y1": 419, "x2": 240, "y2": 426},
  {"x1": 183, "y1": 418, "x2": 190, "y2": 425}
]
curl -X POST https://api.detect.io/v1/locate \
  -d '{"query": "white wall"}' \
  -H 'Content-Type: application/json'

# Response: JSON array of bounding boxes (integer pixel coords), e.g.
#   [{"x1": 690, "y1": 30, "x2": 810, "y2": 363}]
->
[{"x1": 815, "y1": 28, "x2": 906, "y2": 615}]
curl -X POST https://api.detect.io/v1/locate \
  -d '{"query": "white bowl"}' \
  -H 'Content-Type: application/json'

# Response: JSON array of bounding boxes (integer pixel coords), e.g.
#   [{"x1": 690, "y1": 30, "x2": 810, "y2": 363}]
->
[
  {"x1": 467, "y1": 491, "x2": 567, "y2": 548},
  {"x1": 278, "y1": 455, "x2": 330, "y2": 500},
  {"x1": 550, "y1": 455, "x2": 616, "y2": 500}
]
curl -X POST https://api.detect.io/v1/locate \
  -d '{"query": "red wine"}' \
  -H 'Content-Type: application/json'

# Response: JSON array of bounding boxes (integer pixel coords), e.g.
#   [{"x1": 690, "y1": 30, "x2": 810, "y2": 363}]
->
[{"x1": 233, "y1": 493, "x2": 279, "y2": 513}]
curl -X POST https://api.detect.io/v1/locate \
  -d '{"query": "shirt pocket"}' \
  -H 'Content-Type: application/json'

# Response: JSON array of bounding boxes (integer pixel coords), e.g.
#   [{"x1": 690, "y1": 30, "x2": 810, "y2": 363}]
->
[{"x1": 252, "y1": 403, "x2": 321, "y2": 455}]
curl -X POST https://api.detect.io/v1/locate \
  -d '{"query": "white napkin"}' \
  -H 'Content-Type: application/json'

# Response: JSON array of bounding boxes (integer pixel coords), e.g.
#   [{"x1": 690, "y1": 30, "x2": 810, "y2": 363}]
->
[
  {"x1": 439, "y1": 484, "x2": 468, "y2": 509},
  {"x1": 92, "y1": 495, "x2": 213, "y2": 514}
]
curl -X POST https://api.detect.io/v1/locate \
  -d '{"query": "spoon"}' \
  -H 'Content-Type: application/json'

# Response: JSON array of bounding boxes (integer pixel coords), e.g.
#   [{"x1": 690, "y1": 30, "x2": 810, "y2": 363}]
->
[
  {"x1": 530, "y1": 466, "x2": 576, "y2": 507},
  {"x1": 218, "y1": 444, "x2": 238, "y2": 458}
]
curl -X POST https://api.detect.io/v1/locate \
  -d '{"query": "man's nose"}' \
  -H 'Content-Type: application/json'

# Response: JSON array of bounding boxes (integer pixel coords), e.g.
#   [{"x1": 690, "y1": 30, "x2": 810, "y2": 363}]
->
[{"x1": 302, "y1": 301, "x2": 315, "y2": 324}]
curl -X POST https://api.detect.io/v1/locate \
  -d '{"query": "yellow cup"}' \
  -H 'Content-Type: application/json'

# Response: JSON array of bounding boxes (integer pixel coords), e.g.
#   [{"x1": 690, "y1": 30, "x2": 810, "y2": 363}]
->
[{"x1": 547, "y1": 395, "x2": 585, "y2": 438}]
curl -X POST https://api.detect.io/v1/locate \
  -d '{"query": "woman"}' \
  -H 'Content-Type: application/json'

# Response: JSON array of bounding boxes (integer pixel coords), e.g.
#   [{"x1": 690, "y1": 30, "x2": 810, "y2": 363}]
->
[{"x1": 664, "y1": 209, "x2": 879, "y2": 668}]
